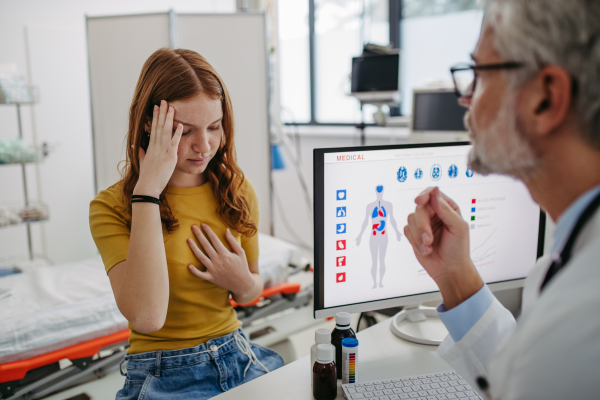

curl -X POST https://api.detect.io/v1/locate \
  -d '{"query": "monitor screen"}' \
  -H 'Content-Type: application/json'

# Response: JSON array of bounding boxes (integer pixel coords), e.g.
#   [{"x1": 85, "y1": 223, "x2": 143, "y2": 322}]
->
[
  {"x1": 313, "y1": 142, "x2": 545, "y2": 318},
  {"x1": 351, "y1": 54, "x2": 399, "y2": 93},
  {"x1": 412, "y1": 90, "x2": 467, "y2": 132}
]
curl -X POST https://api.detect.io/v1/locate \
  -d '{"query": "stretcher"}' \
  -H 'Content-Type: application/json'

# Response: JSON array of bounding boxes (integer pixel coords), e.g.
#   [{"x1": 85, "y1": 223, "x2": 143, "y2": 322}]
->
[{"x1": 0, "y1": 234, "x2": 313, "y2": 400}]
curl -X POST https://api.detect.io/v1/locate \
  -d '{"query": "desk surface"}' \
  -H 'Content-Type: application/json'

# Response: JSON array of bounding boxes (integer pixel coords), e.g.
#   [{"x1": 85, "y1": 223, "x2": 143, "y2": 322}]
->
[{"x1": 215, "y1": 317, "x2": 451, "y2": 399}]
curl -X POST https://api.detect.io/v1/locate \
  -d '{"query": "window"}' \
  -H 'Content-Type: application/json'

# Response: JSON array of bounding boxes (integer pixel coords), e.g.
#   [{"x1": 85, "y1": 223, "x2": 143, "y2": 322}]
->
[{"x1": 278, "y1": 0, "x2": 482, "y2": 124}]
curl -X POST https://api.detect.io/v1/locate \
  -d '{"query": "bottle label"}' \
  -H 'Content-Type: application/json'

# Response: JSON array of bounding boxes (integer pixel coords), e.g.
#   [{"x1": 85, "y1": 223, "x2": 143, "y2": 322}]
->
[{"x1": 342, "y1": 350, "x2": 357, "y2": 384}]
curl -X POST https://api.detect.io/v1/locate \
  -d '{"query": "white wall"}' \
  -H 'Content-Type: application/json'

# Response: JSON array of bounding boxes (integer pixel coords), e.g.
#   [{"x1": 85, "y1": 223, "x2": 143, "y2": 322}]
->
[{"x1": 0, "y1": 0, "x2": 234, "y2": 264}]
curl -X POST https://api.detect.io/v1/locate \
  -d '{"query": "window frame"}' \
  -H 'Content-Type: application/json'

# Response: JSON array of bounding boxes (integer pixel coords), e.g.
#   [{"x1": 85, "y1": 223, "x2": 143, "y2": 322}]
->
[{"x1": 284, "y1": 0, "x2": 402, "y2": 126}]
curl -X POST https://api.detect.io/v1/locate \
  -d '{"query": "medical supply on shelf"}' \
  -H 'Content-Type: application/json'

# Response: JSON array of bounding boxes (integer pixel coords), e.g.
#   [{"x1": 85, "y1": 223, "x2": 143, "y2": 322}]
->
[
  {"x1": 341, "y1": 337, "x2": 358, "y2": 384},
  {"x1": 0, "y1": 139, "x2": 38, "y2": 164},
  {"x1": 331, "y1": 312, "x2": 356, "y2": 379},
  {"x1": 313, "y1": 344, "x2": 336, "y2": 400},
  {"x1": 311, "y1": 328, "x2": 332, "y2": 390}
]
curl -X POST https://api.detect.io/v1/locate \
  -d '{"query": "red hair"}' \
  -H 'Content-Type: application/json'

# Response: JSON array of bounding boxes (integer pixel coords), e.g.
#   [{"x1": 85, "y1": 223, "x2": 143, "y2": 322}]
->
[{"x1": 117, "y1": 48, "x2": 256, "y2": 236}]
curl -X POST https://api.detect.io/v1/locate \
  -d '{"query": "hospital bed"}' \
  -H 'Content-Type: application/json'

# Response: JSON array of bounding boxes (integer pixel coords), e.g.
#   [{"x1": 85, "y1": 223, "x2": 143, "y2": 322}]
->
[{"x1": 0, "y1": 234, "x2": 313, "y2": 400}]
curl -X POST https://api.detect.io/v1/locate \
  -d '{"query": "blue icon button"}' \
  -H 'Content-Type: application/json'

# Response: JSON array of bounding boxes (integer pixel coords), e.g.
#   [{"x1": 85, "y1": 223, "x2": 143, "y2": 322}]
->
[
  {"x1": 397, "y1": 166, "x2": 407, "y2": 183},
  {"x1": 414, "y1": 168, "x2": 423, "y2": 180},
  {"x1": 448, "y1": 164, "x2": 458, "y2": 178},
  {"x1": 337, "y1": 190, "x2": 347, "y2": 200},
  {"x1": 431, "y1": 164, "x2": 442, "y2": 181},
  {"x1": 336, "y1": 223, "x2": 346, "y2": 234},
  {"x1": 336, "y1": 207, "x2": 346, "y2": 217},
  {"x1": 466, "y1": 166, "x2": 474, "y2": 178}
]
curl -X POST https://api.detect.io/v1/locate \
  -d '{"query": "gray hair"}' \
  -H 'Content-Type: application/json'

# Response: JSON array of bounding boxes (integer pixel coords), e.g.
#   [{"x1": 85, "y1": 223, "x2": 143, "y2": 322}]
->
[{"x1": 484, "y1": 0, "x2": 600, "y2": 149}]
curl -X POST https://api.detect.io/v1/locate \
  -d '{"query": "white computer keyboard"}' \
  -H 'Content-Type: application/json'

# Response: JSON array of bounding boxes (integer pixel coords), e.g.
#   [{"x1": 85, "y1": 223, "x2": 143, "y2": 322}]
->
[{"x1": 341, "y1": 370, "x2": 483, "y2": 400}]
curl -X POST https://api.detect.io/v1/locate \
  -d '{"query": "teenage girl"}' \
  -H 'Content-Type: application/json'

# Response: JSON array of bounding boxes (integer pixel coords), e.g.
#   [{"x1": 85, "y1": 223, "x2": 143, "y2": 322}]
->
[{"x1": 89, "y1": 48, "x2": 283, "y2": 400}]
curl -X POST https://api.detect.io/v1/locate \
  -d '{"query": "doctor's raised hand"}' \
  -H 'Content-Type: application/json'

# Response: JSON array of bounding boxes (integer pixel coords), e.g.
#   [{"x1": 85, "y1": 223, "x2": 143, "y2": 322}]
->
[
  {"x1": 133, "y1": 100, "x2": 184, "y2": 198},
  {"x1": 403, "y1": 186, "x2": 483, "y2": 310}
]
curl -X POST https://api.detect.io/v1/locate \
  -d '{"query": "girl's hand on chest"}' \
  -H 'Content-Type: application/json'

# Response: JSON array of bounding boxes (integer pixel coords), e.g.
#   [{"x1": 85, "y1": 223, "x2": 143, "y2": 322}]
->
[{"x1": 186, "y1": 224, "x2": 253, "y2": 295}]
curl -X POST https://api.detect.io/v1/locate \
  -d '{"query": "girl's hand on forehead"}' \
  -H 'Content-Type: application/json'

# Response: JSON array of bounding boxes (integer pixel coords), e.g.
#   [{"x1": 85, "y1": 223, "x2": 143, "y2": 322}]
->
[
  {"x1": 187, "y1": 224, "x2": 254, "y2": 295},
  {"x1": 133, "y1": 100, "x2": 184, "y2": 197}
]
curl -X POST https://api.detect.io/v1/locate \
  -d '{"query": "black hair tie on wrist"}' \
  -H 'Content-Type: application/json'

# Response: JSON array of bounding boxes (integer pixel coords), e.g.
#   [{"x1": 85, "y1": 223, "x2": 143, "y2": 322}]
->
[{"x1": 131, "y1": 195, "x2": 160, "y2": 205}]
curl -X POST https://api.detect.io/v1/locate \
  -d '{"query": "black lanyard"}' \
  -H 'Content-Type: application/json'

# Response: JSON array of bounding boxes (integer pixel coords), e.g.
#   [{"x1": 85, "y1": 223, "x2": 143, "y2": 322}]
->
[{"x1": 540, "y1": 190, "x2": 600, "y2": 292}]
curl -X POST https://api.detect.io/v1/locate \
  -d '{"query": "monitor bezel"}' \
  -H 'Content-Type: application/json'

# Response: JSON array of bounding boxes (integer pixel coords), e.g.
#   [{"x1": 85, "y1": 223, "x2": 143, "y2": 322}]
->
[
  {"x1": 410, "y1": 87, "x2": 467, "y2": 134},
  {"x1": 313, "y1": 141, "x2": 546, "y2": 319}
]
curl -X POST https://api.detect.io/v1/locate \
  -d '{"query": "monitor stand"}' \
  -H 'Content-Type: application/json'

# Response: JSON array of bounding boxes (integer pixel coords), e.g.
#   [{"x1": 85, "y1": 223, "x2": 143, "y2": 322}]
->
[{"x1": 389, "y1": 304, "x2": 448, "y2": 346}]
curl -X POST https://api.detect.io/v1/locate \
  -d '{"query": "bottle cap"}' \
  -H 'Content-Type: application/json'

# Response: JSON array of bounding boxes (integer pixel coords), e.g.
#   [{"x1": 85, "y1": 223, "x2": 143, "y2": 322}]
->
[
  {"x1": 315, "y1": 328, "x2": 331, "y2": 344},
  {"x1": 316, "y1": 344, "x2": 334, "y2": 363},
  {"x1": 335, "y1": 312, "x2": 351, "y2": 327},
  {"x1": 342, "y1": 337, "x2": 359, "y2": 348}
]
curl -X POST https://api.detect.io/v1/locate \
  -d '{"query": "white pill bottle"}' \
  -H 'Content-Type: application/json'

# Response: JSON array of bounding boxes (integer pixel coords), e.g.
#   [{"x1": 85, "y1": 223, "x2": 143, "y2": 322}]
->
[
  {"x1": 311, "y1": 328, "x2": 332, "y2": 390},
  {"x1": 341, "y1": 337, "x2": 359, "y2": 384}
]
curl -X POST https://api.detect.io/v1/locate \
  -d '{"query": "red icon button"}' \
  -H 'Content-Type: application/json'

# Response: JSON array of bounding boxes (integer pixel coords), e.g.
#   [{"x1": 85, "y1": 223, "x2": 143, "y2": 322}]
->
[
  {"x1": 336, "y1": 272, "x2": 346, "y2": 283},
  {"x1": 336, "y1": 240, "x2": 346, "y2": 250},
  {"x1": 336, "y1": 256, "x2": 346, "y2": 267}
]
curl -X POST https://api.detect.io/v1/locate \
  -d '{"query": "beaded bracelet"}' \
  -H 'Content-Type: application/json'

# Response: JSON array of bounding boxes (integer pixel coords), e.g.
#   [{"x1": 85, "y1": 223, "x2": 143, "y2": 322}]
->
[{"x1": 131, "y1": 195, "x2": 160, "y2": 205}]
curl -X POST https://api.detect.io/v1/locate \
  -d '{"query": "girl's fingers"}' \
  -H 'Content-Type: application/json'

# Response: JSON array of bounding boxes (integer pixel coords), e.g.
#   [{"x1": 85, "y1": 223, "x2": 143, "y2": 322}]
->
[
  {"x1": 225, "y1": 229, "x2": 245, "y2": 257},
  {"x1": 150, "y1": 104, "x2": 159, "y2": 146},
  {"x1": 192, "y1": 225, "x2": 219, "y2": 260},
  {"x1": 187, "y1": 238, "x2": 212, "y2": 267},
  {"x1": 188, "y1": 264, "x2": 212, "y2": 281},
  {"x1": 157, "y1": 100, "x2": 168, "y2": 134},
  {"x1": 163, "y1": 106, "x2": 175, "y2": 145},
  {"x1": 202, "y1": 224, "x2": 229, "y2": 255},
  {"x1": 172, "y1": 123, "x2": 183, "y2": 148}
]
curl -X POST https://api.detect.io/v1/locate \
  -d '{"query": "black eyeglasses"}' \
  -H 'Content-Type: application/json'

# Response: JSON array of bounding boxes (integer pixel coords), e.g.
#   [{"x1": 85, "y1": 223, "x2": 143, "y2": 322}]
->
[{"x1": 450, "y1": 62, "x2": 524, "y2": 98}]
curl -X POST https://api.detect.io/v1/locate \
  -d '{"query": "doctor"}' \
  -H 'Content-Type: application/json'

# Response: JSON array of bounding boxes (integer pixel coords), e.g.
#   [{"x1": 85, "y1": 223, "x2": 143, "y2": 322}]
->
[{"x1": 403, "y1": 0, "x2": 600, "y2": 399}]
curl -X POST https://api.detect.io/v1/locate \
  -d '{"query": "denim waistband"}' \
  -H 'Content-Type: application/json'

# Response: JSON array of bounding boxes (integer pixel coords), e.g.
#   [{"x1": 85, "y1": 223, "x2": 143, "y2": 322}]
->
[{"x1": 123, "y1": 329, "x2": 247, "y2": 371}]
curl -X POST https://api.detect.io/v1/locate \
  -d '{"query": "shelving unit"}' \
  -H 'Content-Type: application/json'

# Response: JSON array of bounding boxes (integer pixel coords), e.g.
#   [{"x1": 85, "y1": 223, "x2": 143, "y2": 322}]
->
[{"x1": 0, "y1": 84, "x2": 47, "y2": 260}]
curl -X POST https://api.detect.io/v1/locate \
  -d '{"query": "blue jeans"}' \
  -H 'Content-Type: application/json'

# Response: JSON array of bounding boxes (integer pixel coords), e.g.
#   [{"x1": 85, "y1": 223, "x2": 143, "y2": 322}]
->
[{"x1": 116, "y1": 329, "x2": 284, "y2": 400}]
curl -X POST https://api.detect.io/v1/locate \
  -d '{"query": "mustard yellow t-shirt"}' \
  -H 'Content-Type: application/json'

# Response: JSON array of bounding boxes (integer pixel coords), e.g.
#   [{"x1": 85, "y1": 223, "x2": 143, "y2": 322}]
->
[{"x1": 89, "y1": 180, "x2": 259, "y2": 354}]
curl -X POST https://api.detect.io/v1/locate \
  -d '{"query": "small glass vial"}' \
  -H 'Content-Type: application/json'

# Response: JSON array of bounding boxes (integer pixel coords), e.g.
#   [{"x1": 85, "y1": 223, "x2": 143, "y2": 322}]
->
[
  {"x1": 331, "y1": 312, "x2": 356, "y2": 379},
  {"x1": 311, "y1": 328, "x2": 332, "y2": 390},
  {"x1": 341, "y1": 337, "x2": 359, "y2": 384},
  {"x1": 313, "y1": 344, "x2": 336, "y2": 400}
]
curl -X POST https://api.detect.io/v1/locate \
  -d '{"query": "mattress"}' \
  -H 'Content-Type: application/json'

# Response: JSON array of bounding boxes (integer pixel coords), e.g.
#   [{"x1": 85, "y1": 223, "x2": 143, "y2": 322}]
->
[{"x1": 0, "y1": 233, "x2": 299, "y2": 363}]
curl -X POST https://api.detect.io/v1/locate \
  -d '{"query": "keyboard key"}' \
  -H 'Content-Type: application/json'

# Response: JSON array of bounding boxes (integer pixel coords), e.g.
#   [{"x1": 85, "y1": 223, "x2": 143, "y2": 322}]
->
[
  {"x1": 418, "y1": 391, "x2": 428, "y2": 396},
  {"x1": 440, "y1": 382, "x2": 450, "y2": 388},
  {"x1": 380, "y1": 397, "x2": 390, "y2": 400},
  {"x1": 367, "y1": 386, "x2": 378, "y2": 392},
  {"x1": 385, "y1": 384, "x2": 395, "y2": 389},
  {"x1": 422, "y1": 384, "x2": 432, "y2": 390},
  {"x1": 449, "y1": 376, "x2": 459, "y2": 381},
  {"x1": 348, "y1": 388, "x2": 357, "y2": 393},
  {"x1": 428, "y1": 396, "x2": 438, "y2": 400},
  {"x1": 431, "y1": 383, "x2": 441, "y2": 389},
  {"x1": 412, "y1": 386, "x2": 422, "y2": 391},
  {"x1": 426, "y1": 374, "x2": 435, "y2": 378},
  {"x1": 382, "y1": 380, "x2": 391, "y2": 383},
  {"x1": 437, "y1": 395, "x2": 448, "y2": 400},
  {"x1": 409, "y1": 394, "x2": 419, "y2": 399},
  {"x1": 364, "y1": 393, "x2": 374, "y2": 398},
  {"x1": 418, "y1": 375, "x2": 428, "y2": 379},
  {"x1": 431, "y1": 378, "x2": 441, "y2": 383},
  {"x1": 351, "y1": 394, "x2": 365, "y2": 399},
  {"x1": 384, "y1": 390, "x2": 394, "y2": 395},
  {"x1": 356, "y1": 387, "x2": 366, "y2": 392},
  {"x1": 389, "y1": 396, "x2": 400, "y2": 400},
  {"x1": 393, "y1": 389, "x2": 404, "y2": 394},
  {"x1": 403, "y1": 387, "x2": 413, "y2": 393},
  {"x1": 458, "y1": 380, "x2": 467, "y2": 385},
  {"x1": 440, "y1": 377, "x2": 449, "y2": 382},
  {"x1": 437, "y1": 389, "x2": 448, "y2": 394},
  {"x1": 446, "y1": 387, "x2": 456, "y2": 393},
  {"x1": 394, "y1": 383, "x2": 404, "y2": 388},
  {"x1": 374, "y1": 391, "x2": 384, "y2": 396},
  {"x1": 427, "y1": 390, "x2": 438, "y2": 395},
  {"x1": 464, "y1": 391, "x2": 476, "y2": 397},
  {"x1": 448, "y1": 381, "x2": 458, "y2": 387},
  {"x1": 446, "y1": 394, "x2": 457, "y2": 399},
  {"x1": 376, "y1": 385, "x2": 386, "y2": 390},
  {"x1": 455, "y1": 386, "x2": 465, "y2": 391},
  {"x1": 455, "y1": 393, "x2": 466, "y2": 398},
  {"x1": 399, "y1": 395, "x2": 410, "y2": 399},
  {"x1": 422, "y1": 379, "x2": 432, "y2": 384}
]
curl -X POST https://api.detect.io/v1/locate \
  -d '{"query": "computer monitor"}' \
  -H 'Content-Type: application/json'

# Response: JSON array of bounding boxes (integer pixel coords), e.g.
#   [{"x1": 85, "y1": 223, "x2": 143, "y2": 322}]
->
[
  {"x1": 313, "y1": 142, "x2": 545, "y2": 320},
  {"x1": 411, "y1": 88, "x2": 467, "y2": 133},
  {"x1": 350, "y1": 54, "x2": 400, "y2": 104}
]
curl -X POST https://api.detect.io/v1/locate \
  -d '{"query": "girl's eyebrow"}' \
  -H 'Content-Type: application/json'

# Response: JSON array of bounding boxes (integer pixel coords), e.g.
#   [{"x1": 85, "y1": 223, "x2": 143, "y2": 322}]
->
[{"x1": 173, "y1": 117, "x2": 222, "y2": 126}]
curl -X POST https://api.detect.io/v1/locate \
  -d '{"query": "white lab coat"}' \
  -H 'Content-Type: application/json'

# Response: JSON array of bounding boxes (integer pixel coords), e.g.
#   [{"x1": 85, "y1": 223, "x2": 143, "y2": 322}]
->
[{"x1": 437, "y1": 210, "x2": 600, "y2": 400}]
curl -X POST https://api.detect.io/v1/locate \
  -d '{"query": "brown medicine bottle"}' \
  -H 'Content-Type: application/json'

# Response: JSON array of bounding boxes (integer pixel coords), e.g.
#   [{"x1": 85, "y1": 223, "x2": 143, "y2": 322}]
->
[
  {"x1": 331, "y1": 312, "x2": 356, "y2": 379},
  {"x1": 313, "y1": 344, "x2": 336, "y2": 400}
]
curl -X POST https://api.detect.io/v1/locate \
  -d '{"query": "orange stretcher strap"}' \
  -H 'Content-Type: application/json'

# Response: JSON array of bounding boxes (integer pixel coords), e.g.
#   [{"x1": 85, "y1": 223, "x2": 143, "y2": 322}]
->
[
  {"x1": 230, "y1": 282, "x2": 301, "y2": 308},
  {"x1": 0, "y1": 329, "x2": 130, "y2": 383}
]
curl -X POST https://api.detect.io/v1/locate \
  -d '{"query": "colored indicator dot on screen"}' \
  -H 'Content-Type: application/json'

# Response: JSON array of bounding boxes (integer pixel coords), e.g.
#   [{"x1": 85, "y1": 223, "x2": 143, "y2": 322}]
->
[
  {"x1": 471, "y1": 216, "x2": 476, "y2": 221},
  {"x1": 472, "y1": 199, "x2": 476, "y2": 204},
  {"x1": 471, "y1": 207, "x2": 476, "y2": 212}
]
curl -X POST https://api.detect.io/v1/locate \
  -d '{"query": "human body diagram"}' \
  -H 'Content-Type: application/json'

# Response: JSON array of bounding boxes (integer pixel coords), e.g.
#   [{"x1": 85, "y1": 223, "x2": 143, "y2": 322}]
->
[{"x1": 355, "y1": 185, "x2": 402, "y2": 288}]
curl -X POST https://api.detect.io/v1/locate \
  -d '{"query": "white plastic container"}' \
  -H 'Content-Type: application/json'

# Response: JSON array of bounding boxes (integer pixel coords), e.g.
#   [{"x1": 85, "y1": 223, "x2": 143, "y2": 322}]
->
[
  {"x1": 311, "y1": 328, "x2": 332, "y2": 389},
  {"x1": 341, "y1": 337, "x2": 359, "y2": 384}
]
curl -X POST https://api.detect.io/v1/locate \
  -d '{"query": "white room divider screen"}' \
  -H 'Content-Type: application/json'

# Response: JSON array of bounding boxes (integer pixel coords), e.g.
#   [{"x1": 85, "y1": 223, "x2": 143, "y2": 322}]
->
[{"x1": 86, "y1": 11, "x2": 273, "y2": 233}]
